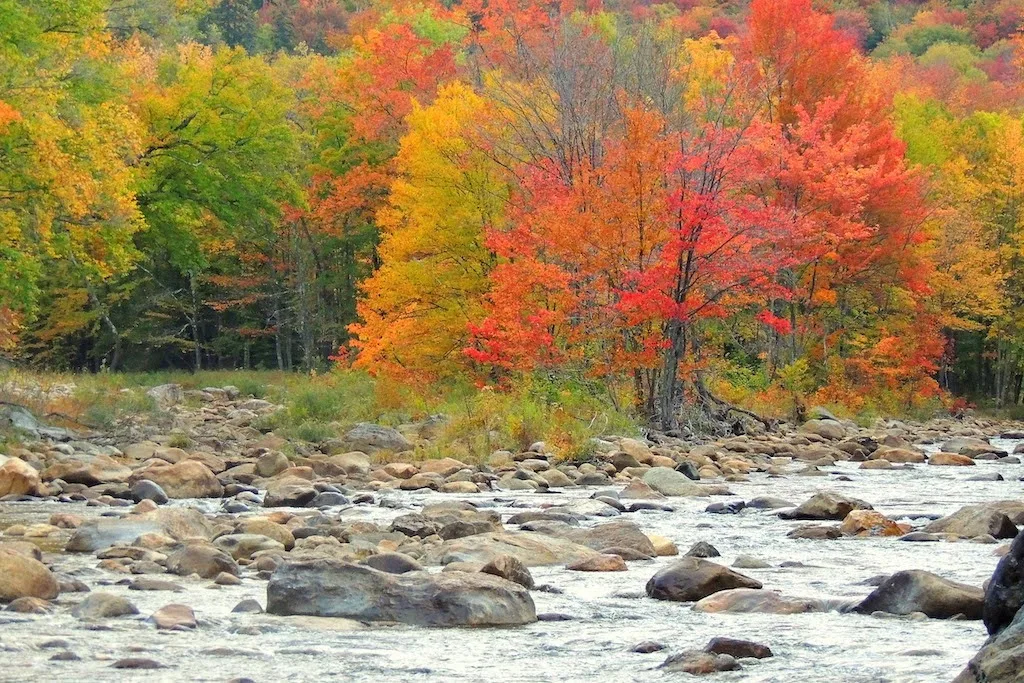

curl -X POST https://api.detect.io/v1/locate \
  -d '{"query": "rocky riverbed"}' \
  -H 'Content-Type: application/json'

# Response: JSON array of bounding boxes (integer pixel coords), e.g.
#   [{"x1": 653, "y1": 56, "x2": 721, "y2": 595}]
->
[{"x1": 1, "y1": 384, "x2": 1023, "y2": 681}]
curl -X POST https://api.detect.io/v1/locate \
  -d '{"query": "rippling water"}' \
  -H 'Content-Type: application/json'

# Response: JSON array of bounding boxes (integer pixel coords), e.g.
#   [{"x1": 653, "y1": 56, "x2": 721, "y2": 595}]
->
[{"x1": 1, "y1": 439, "x2": 1021, "y2": 682}]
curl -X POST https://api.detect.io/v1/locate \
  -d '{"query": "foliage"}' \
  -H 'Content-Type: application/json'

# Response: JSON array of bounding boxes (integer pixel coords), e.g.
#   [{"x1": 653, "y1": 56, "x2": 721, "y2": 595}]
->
[{"x1": 3, "y1": 0, "x2": 1024, "y2": 421}]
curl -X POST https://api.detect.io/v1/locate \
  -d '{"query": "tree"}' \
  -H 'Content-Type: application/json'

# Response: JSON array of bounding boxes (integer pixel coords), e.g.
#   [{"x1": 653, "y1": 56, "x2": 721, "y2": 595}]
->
[{"x1": 351, "y1": 82, "x2": 506, "y2": 380}]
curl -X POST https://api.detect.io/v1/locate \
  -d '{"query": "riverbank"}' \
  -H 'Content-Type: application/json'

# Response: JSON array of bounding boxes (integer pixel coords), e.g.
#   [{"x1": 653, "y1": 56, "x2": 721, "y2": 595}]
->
[{"x1": 0, "y1": 378, "x2": 1022, "y2": 681}]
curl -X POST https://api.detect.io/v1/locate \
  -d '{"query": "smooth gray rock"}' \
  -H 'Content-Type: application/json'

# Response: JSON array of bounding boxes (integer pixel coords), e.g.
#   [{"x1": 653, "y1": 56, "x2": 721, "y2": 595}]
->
[
  {"x1": 266, "y1": 560, "x2": 536, "y2": 626},
  {"x1": 646, "y1": 558, "x2": 762, "y2": 602},
  {"x1": 854, "y1": 570, "x2": 983, "y2": 619}
]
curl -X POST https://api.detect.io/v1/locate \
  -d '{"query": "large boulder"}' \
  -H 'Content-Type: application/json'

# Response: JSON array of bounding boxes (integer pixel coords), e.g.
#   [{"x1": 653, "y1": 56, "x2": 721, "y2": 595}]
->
[
  {"x1": 984, "y1": 529, "x2": 1024, "y2": 636},
  {"x1": 531, "y1": 520, "x2": 656, "y2": 557},
  {"x1": 132, "y1": 460, "x2": 222, "y2": 499},
  {"x1": 343, "y1": 424, "x2": 412, "y2": 453},
  {"x1": 870, "y1": 446, "x2": 926, "y2": 463},
  {"x1": 424, "y1": 531, "x2": 598, "y2": 567},
  {"x1": 779, "y1": 491, "x2": 873, "y2": 520},
  {"x1": 801, "y1": 419, "x2": 845, "y2": 440},
  {"x1": 165, "y1": 544, "x2": 240, "y2": 579},
  {"x1": 954, "y1": 529, "x2": 1024, "y2": 682},
  {"x1": 642, "y1": 468, "x2": 726, "y2": 497},
  {"x1": 42, "y1": 455, "x2": 132, "y2": 485},
  {"x1": 854, "y1": 569, "x2": 983, "y2": 619},
  {"x1": 66, "y1": 519, "x2": 163, "y2": 552},
  {"x1": 67, "y1": 508, "x2": 214, "y2": 552},
  {"x1": 0, "y1": 457, "x2": 40, "y2": 497},
  {"x1": 266, "y1": 560, "x2": 536, "y2": 626},
  {"x1": 954, "y1": 607, "x2": 1024, "y2": 683},
  {"x1": 942, "y1": 437, "x2": 1000, "y2": 457},
  {"x1": 263, "y1": 476, "x2": 317, "y2": 507},
  {"x1": 0, "y1": 550, "x2": 59, "y2": 602},
  {"x1": 646, "y1": 558, "x2": 762, "y2": 602},
  {"x1": 71, "y1": 592, "x2": 138, "y2": 619},
  {"x1": 924, "y1": 504, "x2": 1019, "y2": 540},
  {"x1": 693, "y1": 588, "x2": 845, "y2": 614},
  {"x1": 133, "y1": 507, "x2": 215, "y2": 541},
  {"x1": 146, "y1": 384, "x2": 183, "y2": 407}
]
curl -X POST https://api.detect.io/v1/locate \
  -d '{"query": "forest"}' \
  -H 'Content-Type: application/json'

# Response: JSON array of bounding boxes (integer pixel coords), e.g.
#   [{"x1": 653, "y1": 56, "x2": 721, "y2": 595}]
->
[{"x1": 2, "y1": 0, "x2": 1024, "y2": 426}]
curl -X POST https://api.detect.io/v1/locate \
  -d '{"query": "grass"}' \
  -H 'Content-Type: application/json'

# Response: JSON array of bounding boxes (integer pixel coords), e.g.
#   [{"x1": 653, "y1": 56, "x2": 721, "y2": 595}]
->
[{"x1": 0, "y1": 367, "x2": 641, "y2": 462}]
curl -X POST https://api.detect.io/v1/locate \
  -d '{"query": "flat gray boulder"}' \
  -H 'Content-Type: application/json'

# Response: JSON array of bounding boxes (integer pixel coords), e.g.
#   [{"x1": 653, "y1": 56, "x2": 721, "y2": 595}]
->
[
  {"x1": 343, "y1": 423, "x2": 412, "y2": 453},
  {"x1": 266, "y1": 560, "x2": 535, "y2": 626},
  {"x1": 424, "y1": 531, "x2": 597, "y2": 567},
  {"x1": 925, "y1": 504, "x2": 1019, "y2": 539}
]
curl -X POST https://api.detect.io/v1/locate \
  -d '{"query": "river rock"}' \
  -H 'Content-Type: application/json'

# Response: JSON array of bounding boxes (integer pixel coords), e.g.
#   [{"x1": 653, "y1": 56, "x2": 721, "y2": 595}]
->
[
  {"x1": 685, "y1": 541, "x2": 720, "y2": 558},
  {"x1": 330, "y1": 451, "x2": 372, "y2": 476},
  {"x1": 705, "y1": 637, "x2": 773, "y2": 659},
  {"x1": 254, "y1": 451, "x2": 290, "y2": 478},
  {"x1": 632, "y1": 641, "x2": 666, "y2": 653},
  {"x1": 165, "y1": 544, "x2": 240, "y2": 579},
  {"x1": 129, "y1": 578, "x2": 185, "y2": 592},
  {"x1": 984, "y1": 529, "x2": 1024, "y2": 636},
  {"x1": 66, "y1": 519, "x2": 162, "y2": 552},
  {"x1": 151, "y1": 603, "x2": 196, "y2": 630},
  {"x1": 647, "y1": 534, "x2": 678, "y2": 556},
  {"x1": 854, "y1": 570, "x2": 983, "y2": 619},
  {"x1": 787, "y1": 524, "x2": 842, "y2": 540},
  {"x1": 871, "y1": 446, "x2": 926, "y2": 463},
  {"x1": 424, "y1": 532, "x2": 598, "y2": 567},
  {"x1": 343, "y1": 424, "x2": 412, "y2": 453},
  {"x1": 659, "y1": 650, "x2": 740, "y2": 674},
  {"x1": 133, "y1": 460, "x2": 222, "y2": 498},
  {"x1": 642, "y1": 468, "x2": 713, "y2": 497},
  {"x1": 238, "y1": 519, "x2": 294, "y2": 550},
  {"x1": 779, "y1": 491, "x2": 873, "y2": 520},
  {"x1": 263, "y1": 476, "x2": 317, "y2": 507},
  {"x1": 360, "y1": 552, "x2": 423, "y2": 574},
  {"x1": 6, "y1": 596, "x2": 51, "y2": 613},
  {"x1": 71, "y1": 592, "x2": 139, "y2": 619},
  {"x1": 0, "y1": 457, "x2": 40, "y2": 497},
  {"x1": 646, "y1": 558, "x2": 762, "y2": 602},
  {"x1": 801, "y1": 419, "x2": 845, "y2": 440},
  {"x1": 929, "y1": 453, "x2": 976, "y2": 466},
  {"x1": 924, "y1": 504, "x2": 1019, "y2": 539},
  {"x1": 693, "y1": 588, "x2": 840, "y2": 614},
  {"x1": 134, "y1": 507, "x2": 215, "y2": 541},
  {"x1": 480, "y1": 555, "x2": 534, "y2": 589},
  {"x1": 129, "y1": 479, "x2": 169, "y2": 504},
  {"x1": 0, "y1": 550, "x2": 59, "y2": 602},
  {"x1": 546, "y1": 520, "x2": 656, "y2": 556},
  {"x1": 146, "y1": 383, "x2": 183, "y2": 407},
  {"x1": 942, "y1": 437, "x2": 999, "y2": 457},
  {"x1": 953, "y1": 606, "x2": 1024, "y2": 683},
  {"x1": 266, "y1": 560, "x2": 536, "y2": 626},
  {"x1": 42, "y1": 455, "x2": 132, "y2": 485},
  {"x1": 840, "y1": 510, "x2": 905, "y2": 537},
  {"x1": 566, "y1": 554, "x2": 627, "y2": 571},
  {"x1": 214, "y1": 534, "x2": 285, "y2": 561}
]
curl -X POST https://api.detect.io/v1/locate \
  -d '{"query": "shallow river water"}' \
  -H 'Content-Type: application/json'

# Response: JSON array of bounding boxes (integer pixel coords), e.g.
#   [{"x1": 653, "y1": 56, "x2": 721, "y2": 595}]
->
[{"x1": 1, "y1": 439, "x2": 1022, "y2": 683}]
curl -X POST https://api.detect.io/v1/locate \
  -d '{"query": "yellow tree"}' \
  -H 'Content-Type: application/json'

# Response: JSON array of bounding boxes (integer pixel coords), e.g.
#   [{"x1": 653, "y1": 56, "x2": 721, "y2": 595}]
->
[
  {"x1": 351, "y1": 81, "x2": 506, "y2": 380},
  {"x1": 0, "y1": 1, "x2": 144, "y2": 351}
]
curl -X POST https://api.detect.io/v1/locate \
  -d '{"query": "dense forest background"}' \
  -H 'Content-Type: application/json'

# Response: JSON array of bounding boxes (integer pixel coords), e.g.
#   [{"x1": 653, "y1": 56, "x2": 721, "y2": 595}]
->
[{"x1": 2, "y1": 0, "x2": 1023, "y2": 424}]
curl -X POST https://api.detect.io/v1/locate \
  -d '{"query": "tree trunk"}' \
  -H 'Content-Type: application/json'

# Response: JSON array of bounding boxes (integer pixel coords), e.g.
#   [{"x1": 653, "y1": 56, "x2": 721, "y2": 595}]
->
[{"x1": 190, "y1": 273, "x2": 202, "y2": 371}]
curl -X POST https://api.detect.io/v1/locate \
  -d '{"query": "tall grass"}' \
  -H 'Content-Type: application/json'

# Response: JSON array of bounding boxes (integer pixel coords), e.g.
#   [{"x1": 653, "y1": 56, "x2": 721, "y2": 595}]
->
[{"x1": 0, "y1": 367, "x2": 641, "y2": 461}]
